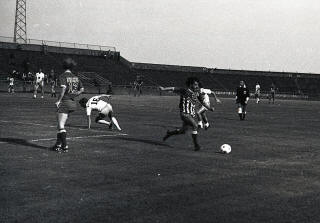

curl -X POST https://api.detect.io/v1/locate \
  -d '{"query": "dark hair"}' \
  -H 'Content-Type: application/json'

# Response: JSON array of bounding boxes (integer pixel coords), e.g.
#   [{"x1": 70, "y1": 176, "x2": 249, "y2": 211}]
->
[
  {"x1": 62, "y1": 58, "x2": 77, "y2": 70},
  {"x1": 79, "y1": 97, "x2": 88, "y2": 107},
  {"x1": 186, "y1": 77, "x2": 199, "y2": 87}
]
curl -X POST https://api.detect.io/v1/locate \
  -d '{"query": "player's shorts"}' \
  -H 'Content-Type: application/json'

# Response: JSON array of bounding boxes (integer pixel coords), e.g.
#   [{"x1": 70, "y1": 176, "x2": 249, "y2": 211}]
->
[
  {"x1": 58, "y1": 99, "x2": 77, "y2": 114},
  {"x1": 35, "y1": 81, "x2": 44, "y2": 89},
  {"x1": 100, "y1": 104, "x2": 113, "y2": 116},
  {"x1": 180, "y1": 112, "x2": 197, "y2": 131}
]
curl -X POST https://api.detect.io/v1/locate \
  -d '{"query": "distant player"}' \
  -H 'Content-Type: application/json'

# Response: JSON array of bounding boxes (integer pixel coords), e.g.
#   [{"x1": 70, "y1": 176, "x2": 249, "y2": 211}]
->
[
  {"x1": 7, "y1": 76, "x2": 14, "y2": 93},
  {"x1": 236, "y1": 80, "x2": 250, "y2": 121},
  {"x1": 34, "y1": 68, "x2": 45, "y2": 98},
  {"x1": 50, "y1": 79, "x2": 57, "y2": 97},
  {"x1": 269, "y1": 83, "x2": 276, "y2": 104},
  {"x1": 51, "y1": 58, "x2": 84, "y2": 153},
  {"x1": 79, "y1": 95, "x2": 121, "y2": 131},
  {"x1": 197, "y1": 85, "x2": 221, "y2": 130},
  {"x1": 159, "y1": 77, "x2": 214, "y2": 151},
  {"x1": 255, "y1": 82, "x2": 261, "y2": 104}
]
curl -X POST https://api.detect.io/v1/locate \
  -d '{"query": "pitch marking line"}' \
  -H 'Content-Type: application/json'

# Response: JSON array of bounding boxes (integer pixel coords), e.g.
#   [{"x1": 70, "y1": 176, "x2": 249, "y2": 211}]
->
[
  {"x1": 0, "y1": 120, "x2": 112, "y2": 133},
  {"x1": 31, "y1": 133, "x2": 128, "y2": 142}
]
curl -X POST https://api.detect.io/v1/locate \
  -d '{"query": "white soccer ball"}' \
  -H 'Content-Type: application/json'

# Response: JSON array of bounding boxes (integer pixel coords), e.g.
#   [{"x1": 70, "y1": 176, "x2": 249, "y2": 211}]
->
[{"x1": 220, "y1": 144, "x2": 231, "y2": 154}]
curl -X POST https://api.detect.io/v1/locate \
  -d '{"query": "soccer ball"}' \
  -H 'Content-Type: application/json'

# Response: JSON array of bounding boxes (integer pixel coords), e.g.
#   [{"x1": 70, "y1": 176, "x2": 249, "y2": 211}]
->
[{"x1": 220, "y1": 144, "x2": 231, "y2": 154}]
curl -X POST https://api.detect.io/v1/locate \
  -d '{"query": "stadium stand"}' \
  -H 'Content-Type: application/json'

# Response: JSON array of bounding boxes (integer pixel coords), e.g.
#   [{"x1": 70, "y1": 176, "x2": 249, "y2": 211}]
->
[{"x1": 0, "y1": 37, "x2": 319, "y2": 98}]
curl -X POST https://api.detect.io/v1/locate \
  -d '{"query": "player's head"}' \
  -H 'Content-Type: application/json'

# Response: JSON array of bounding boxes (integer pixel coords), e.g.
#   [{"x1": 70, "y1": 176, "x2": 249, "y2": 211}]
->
[
  {"x1": 186, "y1": 77, "x2": 200, "y2": 92},
  {"x1": 240, "y1": 80, "x2": 245, "y2": 87},
  {"x1": 62, "y1": 58, "x2": 77, "y2": 70},
  {"x1": 79, "y1": 97, "x2": 88, "y2": 108}
]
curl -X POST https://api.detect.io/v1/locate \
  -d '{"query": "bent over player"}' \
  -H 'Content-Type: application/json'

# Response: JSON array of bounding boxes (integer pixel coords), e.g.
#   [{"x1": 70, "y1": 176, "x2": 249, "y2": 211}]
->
[
  {"x1": 159, "y1": 77, "x2": 214, "y2": 151},
  {"x1": 236, "y1": 80, "x2": 250, "y2": 121},
  {"x1": 51, "y1": 58, "x2": 84, "y2": 153},
  {"x1": 197, "y1": 84, "x2": 221, "y2": 130},
  {"x1": 79, "y1": 95, "x2": 121, "y2": 131}
]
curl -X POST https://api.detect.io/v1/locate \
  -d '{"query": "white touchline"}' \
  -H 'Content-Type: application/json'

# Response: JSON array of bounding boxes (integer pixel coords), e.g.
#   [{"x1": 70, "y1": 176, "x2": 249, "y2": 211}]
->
[{"x1": 31, "y1": 133, "x2": 128, "y2": 142}]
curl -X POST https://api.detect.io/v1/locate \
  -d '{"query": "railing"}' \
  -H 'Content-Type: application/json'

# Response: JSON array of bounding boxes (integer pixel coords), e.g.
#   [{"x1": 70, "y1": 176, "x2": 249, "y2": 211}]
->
[{"x1": 0, "y1": 36, "x2": 116, "y2": 52}]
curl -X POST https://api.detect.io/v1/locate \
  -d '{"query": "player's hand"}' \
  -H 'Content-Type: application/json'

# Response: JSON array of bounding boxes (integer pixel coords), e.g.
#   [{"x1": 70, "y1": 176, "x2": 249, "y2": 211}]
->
[
  {"x1": 55, "y1": 101, "x2": 61, "y2": 108},
  {"x1": 216, "y1": 99, "x2": 222, "y2": 104}
]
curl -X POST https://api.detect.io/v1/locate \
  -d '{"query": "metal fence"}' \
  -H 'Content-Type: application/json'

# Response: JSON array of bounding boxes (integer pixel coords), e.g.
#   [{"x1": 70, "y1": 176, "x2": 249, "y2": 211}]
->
[{"x1": 0, "y1": 36, "x2": 116, "y2": 52}]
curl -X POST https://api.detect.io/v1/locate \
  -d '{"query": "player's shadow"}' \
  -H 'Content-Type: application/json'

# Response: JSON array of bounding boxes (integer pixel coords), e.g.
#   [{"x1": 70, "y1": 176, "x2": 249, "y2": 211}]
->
[
  {"x1": 116, "y1": 136, "x2": 173, "y2": 148},
  {"x1": 0, "y1": 138, "x2": 48, "y2": 150}
]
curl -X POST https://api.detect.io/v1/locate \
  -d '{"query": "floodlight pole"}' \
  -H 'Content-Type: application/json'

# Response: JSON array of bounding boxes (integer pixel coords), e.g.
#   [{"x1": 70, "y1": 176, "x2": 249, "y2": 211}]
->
[{"x1": 14, "y1": 0, "x2": 27, "y2": 43}]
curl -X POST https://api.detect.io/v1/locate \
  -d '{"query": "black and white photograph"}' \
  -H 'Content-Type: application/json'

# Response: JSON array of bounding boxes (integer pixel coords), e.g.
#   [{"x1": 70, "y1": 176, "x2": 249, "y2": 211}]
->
[{"x1": 1, "y1": 1, "x2": 320, "y2": 222}]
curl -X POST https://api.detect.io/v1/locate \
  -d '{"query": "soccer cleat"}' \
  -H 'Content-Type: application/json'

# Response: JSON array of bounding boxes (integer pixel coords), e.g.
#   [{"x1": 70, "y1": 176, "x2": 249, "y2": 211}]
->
[
  {"x1": 194, "y1": 144, "x2": 201, "y2": 151},
  {"x1": 61, "y1": 145, "x2": 69, "y2": 153},
  {"x1": 163, "y1": 131, "x2": 170, "y2": 141},
  {"x1": 204, "y1": 123, "x2": 210, "y2": 130},
  {"x1": 41, "y1": 96, "x2": 44, "y2": 99},
  {"x1": 51, "y1": 144, "x2": 62, "y2": 152},
  {"x1": 33, "y1": 95, "x2": 36, "y2": 99}
]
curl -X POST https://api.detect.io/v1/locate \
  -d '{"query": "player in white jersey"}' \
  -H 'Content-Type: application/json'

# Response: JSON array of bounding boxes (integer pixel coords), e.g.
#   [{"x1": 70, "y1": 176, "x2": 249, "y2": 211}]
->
[
  {"x1": 79, "y1": 95, "x2": 121, "y2": 131},
  {"x1": 255, "y1": 82, "x2": 261, "y2": 104},
  {"x1": 8, "y1": 76, "x2": 14, "y2": 93},
  {"x1": 33, "y1": 69, "x2": 45, "y2": 98},
  {"x1": 197, "y1": 86, "x2": 221, "y2": 129}
]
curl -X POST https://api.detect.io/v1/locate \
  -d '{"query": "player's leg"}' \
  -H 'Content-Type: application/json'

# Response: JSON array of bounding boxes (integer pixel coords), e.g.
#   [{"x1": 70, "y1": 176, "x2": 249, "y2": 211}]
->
[
  {"x1": 41, "y1": 83, "x2": 44, "y2": 98},
  {"x1": 181, "y1": 115, "x2": 201, "y2": 151},
  {"x1": 242, "y1": 104, "x2": 247, "y2": 120},
  {"x1": 163, "y1": 114, "x2": 189, "y2": 141},
  {"x1": 237, "y1": 104, "x2": 243, "y2": 120},
  {"x1": 33, "y1": 84, "x2": 38, "y2": 98},
  {"x1": 95, "y1": 113, "x2": 111, "y2": 126},
  {"x1": 108, "y1": 111, "x2": 121, "y2": 131},
  {"x1": 197, "y1": 107, "x2": 206, "y2": 129},
  {"x1": 201, "y1": 111, "x2": 210, "y2": 130}
]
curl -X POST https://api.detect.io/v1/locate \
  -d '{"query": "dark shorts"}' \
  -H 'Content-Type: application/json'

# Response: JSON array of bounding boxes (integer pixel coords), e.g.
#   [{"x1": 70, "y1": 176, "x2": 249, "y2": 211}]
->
[
  {"x1": 180, "y1": 113, "x2": 197, "y2": 131},
  {"x1": 58, "y1": 99, "x2": 77, "y2": 114}
]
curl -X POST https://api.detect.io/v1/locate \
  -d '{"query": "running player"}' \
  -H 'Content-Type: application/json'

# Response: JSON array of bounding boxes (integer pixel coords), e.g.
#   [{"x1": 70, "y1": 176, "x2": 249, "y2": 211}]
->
[
  {"x1": 78, "y1": 95, "x2": 121, "y2": 131},
  {"x1": 236, "y1": 80, "x2": 250, "y2": 121},
  {"x1": 255, "y1": 82, "x2": 261, "y2": 104},
  {"x1": 33, "y1": 68, "x2": 45, "y2": 98},
  {"x1": 159, "y1": 77, "x2": 214, "y2": 151},
  {"x1": 50, "y1": 79, "x2": 56, "y2": 97},
  {"x1": 197, "y1": 85, "x2": 221, "y2": 129},
  {"x1": 51, "y1": 58, "x2": 84, "y2": 153}
]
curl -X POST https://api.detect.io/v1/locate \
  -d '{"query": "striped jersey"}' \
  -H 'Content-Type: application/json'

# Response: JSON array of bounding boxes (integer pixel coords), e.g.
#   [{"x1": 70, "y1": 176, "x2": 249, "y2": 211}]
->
[{"x1": 174, "y1": 88, "x2": 199, "y2": 117}]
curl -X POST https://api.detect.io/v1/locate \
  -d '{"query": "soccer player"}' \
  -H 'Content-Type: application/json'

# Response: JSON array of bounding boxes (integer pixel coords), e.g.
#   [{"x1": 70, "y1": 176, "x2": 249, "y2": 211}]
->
[
  {"x1": 159, "y1": 77, "x2": 214, "y2": 151},
  {"x1": 7, "y1": 76, "x2": 14, "y2": 93},
  {"x1": 51, "y1": 58, "x2": 84, "y2": 153},
  {"x1": 33, "y1": 68, "x2": 45, "y2": 98},
  {"x1": 78, "y1": 95, "x2": 121, "y2": 131},
  {"x1": 197, "y1": 85, "x2": 221, "y2": 130},
  {"x1": 236, "y1": 80, "x2": 250, "y2": 121},
  {"x1": 255, "y1": 82, "x2": 261, "y2": 104},
  {"x1": 269, "y1": 83, "x2": 276, "y2": 104},
  {"x1": 50, "y1": 79, "x2": 56, "y2": 97}
]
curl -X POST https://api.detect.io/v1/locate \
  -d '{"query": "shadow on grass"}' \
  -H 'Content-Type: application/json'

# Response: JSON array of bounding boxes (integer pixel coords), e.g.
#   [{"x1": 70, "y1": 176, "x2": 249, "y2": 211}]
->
[
  {"x1": 0, "y1": 137, "x2": 48, "y2": 150},
  {"x1": 115, "y1": 136, "x2": 173, "y2": 148}
]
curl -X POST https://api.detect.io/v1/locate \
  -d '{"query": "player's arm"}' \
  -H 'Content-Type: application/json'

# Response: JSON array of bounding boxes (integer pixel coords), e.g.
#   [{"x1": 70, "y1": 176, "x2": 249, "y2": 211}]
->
[
  {"x1": 203, "y1": 89, "x2": 221, "y2": 104},
  {"x1": 55, "y1": 85, "x2": 66, "y2": 108},
  {"x1": 86, "y1": 107, "x2": 92, "y2": 129},
  {"x1": 159, "y1": 86, "x2": 175, "y2": 91},
  {"x1": 96, "y1": 94, "x2": 112, "y2": 100},
  {"x1": 87, "y1": 115, "x2": 91, "y2": 129}
]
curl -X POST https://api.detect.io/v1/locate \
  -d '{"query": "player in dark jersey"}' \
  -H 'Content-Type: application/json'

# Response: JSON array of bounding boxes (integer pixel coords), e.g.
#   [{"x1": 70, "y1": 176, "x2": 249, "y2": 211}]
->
[
  {"x1": 51, "y1": 58, "x2": 84, "y2": 153},
  {"x1": 269, "y1": 83, "x2": 276, "y2": 104},
  {"x1": 159, "y1": 77, "x2": 214, "y2": 151},
  {"x1": 236, "y1": 80, "x2": 250, "y2": 120}
]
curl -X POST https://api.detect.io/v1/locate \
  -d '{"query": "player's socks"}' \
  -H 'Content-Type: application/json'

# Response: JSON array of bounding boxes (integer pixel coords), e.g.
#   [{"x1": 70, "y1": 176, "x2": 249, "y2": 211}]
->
[
  {"x1": 204, "y1": 122, "x2": 210, "y2": 130},
  {"x1": 192, "y1": 132, "x2": 200, "y2": 151},
  {"x1": 198, "y1": 121, "x2": 203, "y2": 129},
  {"x1": 59, "y1": 129, "x2": 67, "y2": 149},
  {"x1": 97, "y1": 120, "x2": 111, "y2": 126},
  {"x1": 242, "y1": 114, "x2": 246, "y2": 120},
  {"x1": 163, "y1": 129, "x2": 181, "y2": 141},
  {"x1": 239, "y1": 114, "x2": 243, "y2": 120},
  {"x1": 111, "y1": 117, "x2": 121, "y2": 131}
]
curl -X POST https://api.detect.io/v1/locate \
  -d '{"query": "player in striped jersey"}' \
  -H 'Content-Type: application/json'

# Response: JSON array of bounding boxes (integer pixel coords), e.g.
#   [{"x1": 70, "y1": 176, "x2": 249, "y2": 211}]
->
[
  {"x1": 79, "y1": 95, "x2": 121, "y2": 131},
  {"x1": 159, "y1": 77, "x2": 214, "y2": 151}
]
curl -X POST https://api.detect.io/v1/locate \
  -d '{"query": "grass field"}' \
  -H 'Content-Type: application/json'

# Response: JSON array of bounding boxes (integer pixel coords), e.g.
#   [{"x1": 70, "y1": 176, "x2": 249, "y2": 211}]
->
[{"x1": 0, "y1": 93, "x2": 320, "y2": 223}]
